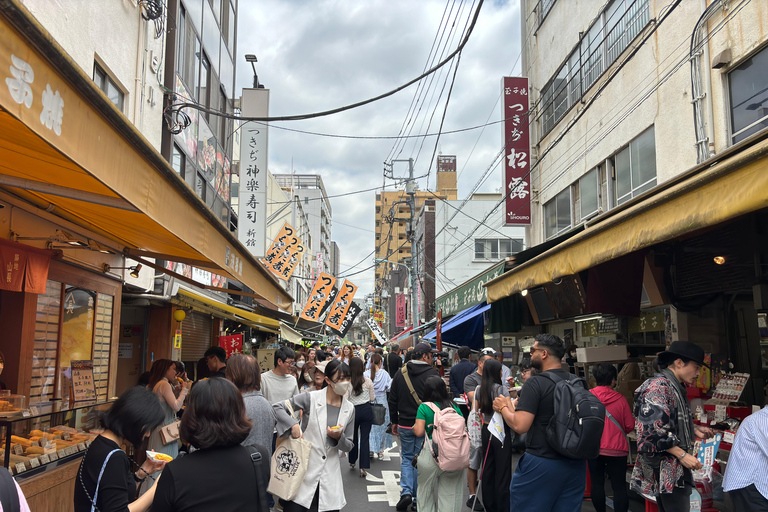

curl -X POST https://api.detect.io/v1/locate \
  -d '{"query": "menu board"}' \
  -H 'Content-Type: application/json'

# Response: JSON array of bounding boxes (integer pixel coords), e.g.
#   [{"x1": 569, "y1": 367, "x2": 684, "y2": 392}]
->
[{"x1": 71, "y1": 360, "x2": 96, "y2": 401}]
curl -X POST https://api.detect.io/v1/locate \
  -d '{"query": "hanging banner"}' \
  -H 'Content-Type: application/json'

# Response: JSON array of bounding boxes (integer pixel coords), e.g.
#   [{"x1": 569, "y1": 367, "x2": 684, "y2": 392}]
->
[
  {"x1": 264, "y1": 223, "x2": 295, "y2": 266},
  {"x1": 333, "y1": 302, "x2": 362, "y2": 338},
  {"x1": 325, "y1": 280, "x2": 358, "y2": 331},
  {"x1": 173, "y1": 330, "x2": 182, "y2": 350},
  {"x1": 238, "y1": 88, "x2": 270, "y2": 257},
  {"x1": 275, "y1": 241, "x2": 306, "y2": 281},
  {"x1": 395, "y1": 294, "x2": 407, "y2": 327},
  {"x1": 219, "y1": 334, "x2": 243, "y2": 358},
  {"x1": 436, "y1": 309, "x2": 443, "y2": 352},
  {"x1": 366, "y1": 318, "x2": 389, "y2": 345},
  {"x1": 502, "y1": 77, "x2": 531, "y2": 225},
  {"x1": 300, "y1": 273, "x2": 336, "y2": 322},
  {"x1": 318, "y1": 285, "x2": 339, "y2": 319}
]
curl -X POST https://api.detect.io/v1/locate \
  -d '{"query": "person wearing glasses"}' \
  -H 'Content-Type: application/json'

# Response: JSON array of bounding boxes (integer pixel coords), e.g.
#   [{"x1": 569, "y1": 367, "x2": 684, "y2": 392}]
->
[
  {"x1": 204, "y1": 346, "x2": 227, "y2": 379},
  {"x1": 261, "y1": 346, "x2": 300, "y2": 405},
  {"x1": 274, "y1": 358, "x2": 355, "y2": 512}
]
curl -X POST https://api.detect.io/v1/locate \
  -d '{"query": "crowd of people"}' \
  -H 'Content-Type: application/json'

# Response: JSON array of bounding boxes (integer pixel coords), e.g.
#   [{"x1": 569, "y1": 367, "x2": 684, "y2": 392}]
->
[{"x1": 3, "y1": 334, "x2": 751, "y2": 512}]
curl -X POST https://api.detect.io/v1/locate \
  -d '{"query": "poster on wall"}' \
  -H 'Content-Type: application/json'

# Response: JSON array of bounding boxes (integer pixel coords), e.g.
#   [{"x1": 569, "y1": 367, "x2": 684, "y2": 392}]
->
[
  {"x1": 502, "y1": 76, "x2": 531, "y2": 225},
  {"x1": 219, "y1": 334, "x2": 243, "y2": 358},
  {"x1": 71, "y1": 360, "x2": 96, "y2": 402}
]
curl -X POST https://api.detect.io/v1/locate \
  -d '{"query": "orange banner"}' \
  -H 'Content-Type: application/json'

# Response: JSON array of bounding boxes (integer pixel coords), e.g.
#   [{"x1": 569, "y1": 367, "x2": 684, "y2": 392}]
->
[
  {"x1": 324, "y1": 280, "x2": 358, "y2": 331},
  {"x1": 274, "y1": 241, "x2": 306, "y2": 281},
  {"x1": 263, "y1": 223, "x2": 295, "y2": 267},
  {"x1": 300, "y1": 273, "x2": 336, "y2": 322}
]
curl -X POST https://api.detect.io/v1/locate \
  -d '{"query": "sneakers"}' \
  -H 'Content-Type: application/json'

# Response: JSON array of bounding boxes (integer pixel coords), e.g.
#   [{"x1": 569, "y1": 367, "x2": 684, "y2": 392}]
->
[
  {"x1": 466, "y1": 495, "x2": 484, "y2": 511},
  {"x1": 396, "y1": 494, "x2": 413, "y2": 511},
  {"x1": 411, "y1": 502, "x2": 417, "y2": 511}
]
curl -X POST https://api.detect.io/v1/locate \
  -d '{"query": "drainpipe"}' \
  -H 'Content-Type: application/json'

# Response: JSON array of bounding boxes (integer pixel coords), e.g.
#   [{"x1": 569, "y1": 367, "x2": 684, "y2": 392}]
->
[{"x1": 701, "y1": 0, "x2": 716, "y2": 158}]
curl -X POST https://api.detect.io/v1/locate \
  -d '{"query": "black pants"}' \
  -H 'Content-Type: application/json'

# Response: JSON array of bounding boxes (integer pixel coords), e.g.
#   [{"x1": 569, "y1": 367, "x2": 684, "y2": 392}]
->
[
  {"x1": 656, "y1": 482, "x2": 693, "y2": 512},
  {"x1": 729, "y1": 484, "x2": 768, "y2": 511},
  {"x1": 284, "y1": 486, "x2": 339, "y2": 512},
  {"x1": 349, "y1": 402, "x2": 373, "y2": 469},
  {"x1": 479, "y1": 424, "x2": 511, "y2": 512},
  {"x1": 588, "y1": 455, "x2": 628, "y2": 512}
]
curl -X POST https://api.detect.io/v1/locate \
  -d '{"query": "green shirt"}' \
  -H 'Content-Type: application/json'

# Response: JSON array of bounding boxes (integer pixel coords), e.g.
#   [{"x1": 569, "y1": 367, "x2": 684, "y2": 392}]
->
[{"x1": 416, "y1": 401, "x2": 462, "y2": 439}]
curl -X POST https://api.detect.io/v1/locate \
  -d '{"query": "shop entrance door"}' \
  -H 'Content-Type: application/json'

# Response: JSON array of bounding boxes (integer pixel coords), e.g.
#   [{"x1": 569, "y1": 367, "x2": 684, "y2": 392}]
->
[{"x1": 116, "y1": 324, "x2": 144, "y2": 395}]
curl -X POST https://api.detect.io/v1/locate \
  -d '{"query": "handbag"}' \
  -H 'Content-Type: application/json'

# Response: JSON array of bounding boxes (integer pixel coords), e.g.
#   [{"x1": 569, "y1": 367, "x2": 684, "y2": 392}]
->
[
  {"x1": 267, "y1": 400, "x2": 313, "y2": 502},
  {"x1": 79, "y1": 448, "x2": 122, "y2": 512},
  {"x1": 371, "y1": 402, "x2": 386, "y2": 426},
  {"x1": 159, "y1": 420, "x2": 181, "y2": 445},
  {"x1": 466, "y1": 386, "x2": 483, "y2": 450},
  {"x1": 605, "y1": 409, "x2": 634, "y2": 464}
]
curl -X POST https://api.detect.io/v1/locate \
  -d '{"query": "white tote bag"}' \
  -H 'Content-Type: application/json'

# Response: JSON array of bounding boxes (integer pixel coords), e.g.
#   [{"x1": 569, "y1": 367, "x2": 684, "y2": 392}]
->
[{"x1": 267, "y1": 400, "x2": 313, "y2": 502}]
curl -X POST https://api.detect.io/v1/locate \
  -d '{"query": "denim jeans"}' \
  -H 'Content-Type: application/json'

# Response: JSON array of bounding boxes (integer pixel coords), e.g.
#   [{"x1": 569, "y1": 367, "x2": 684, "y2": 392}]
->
[{"x1": 399, "y1": 426, "x2": 424, "y2": 498}]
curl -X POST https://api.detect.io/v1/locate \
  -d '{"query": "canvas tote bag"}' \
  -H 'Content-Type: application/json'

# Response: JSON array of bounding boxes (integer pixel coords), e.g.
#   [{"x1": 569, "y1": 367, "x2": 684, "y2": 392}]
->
[{"x1": 267, "y1": 400, "x2": 312, "y2": 501}]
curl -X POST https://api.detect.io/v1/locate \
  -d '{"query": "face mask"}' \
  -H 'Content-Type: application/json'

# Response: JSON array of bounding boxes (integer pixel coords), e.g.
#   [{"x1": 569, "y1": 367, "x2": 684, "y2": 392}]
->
[
  {"x1": 331, "y1": 381, "x2": 352, "y2": 395},
  {"x1": 296, "y1": 361, "x2": 305, "y2": 368}
]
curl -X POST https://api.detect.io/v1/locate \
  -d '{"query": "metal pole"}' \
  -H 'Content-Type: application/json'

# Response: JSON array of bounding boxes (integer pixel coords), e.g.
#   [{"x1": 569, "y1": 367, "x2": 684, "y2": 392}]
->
[{"x1": 406, "y1": 158, "x2": 419, "y2": 337}]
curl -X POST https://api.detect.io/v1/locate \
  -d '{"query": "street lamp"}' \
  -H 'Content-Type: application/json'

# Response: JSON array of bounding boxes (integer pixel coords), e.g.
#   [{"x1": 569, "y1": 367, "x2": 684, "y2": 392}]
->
[{"x1": 244, "y1": 54, "x2": 263, "y2": 89}]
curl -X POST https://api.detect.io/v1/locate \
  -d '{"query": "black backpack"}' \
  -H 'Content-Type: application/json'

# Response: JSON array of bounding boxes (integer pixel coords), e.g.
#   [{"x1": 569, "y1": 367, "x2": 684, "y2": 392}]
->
[{"x1": 541, "y1": 372, "x2": 605, "y2": 460}]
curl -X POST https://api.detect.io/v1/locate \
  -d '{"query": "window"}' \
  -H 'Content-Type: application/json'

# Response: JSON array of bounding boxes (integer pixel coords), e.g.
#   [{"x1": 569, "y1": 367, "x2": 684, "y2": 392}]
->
[
  {"x1": 474, "y1": 239, "x2": 522, "y2": 260},
  {"x1": 93, "y1": 63, "x2": 124, "y2": 111},
  {"x1": 198, "y1": 53, "x2": 210, "y2": 110},
  {"x1": 537, "y1": 0, "x2": 556, "y2": 26},
  {"x1": 171, "y1": 144, "x2": 185, "y2": 177},
  {"x1": 544, "y1": 188, "x2": 572, "y2": 239},
  {"x1": 579, "y1": 168, "x2": 599, "y2": 220},
  {"x1": 196, "y1": 172, "x2": 206, "y2": 200},
  {"x1": 613, "y1": 126, "x2": 657, "y2": 205},
  {"x1": 539, "y1": 0, "x2": 650, "y2": 136},
  {"x1": 729, "y1": 45, "x2": 768, "y2": 144}
]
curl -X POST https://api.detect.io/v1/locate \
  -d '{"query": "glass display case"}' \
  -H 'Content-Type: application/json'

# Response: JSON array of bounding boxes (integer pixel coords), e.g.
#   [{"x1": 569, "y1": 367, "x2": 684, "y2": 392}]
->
[{"x1": 1, "y1": 400, "x2": 113, "y2": 478}]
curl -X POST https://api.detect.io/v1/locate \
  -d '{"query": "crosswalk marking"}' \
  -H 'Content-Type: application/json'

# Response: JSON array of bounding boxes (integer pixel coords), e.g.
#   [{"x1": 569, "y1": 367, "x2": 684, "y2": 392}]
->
[{"x1": 365, "y1": 470, "x2": 402, "y2": 506}]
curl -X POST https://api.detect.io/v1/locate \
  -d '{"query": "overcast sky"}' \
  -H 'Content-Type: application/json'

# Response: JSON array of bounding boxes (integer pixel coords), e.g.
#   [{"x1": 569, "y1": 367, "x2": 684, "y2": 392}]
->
[{"x1": 237, "y1": 0, "x2": 522, "y2": 299}]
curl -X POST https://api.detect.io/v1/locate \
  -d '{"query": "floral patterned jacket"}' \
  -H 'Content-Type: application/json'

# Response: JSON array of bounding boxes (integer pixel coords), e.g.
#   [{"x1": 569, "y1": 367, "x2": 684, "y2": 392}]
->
[{"x1": 629, "y1": 374, "x2": 693, "y2": 496}]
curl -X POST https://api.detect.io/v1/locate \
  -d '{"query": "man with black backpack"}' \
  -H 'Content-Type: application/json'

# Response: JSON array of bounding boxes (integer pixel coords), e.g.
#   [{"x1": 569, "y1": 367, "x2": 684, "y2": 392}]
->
[{"x1": 493, "y1": 334, "x2": 605, "y2": 512}]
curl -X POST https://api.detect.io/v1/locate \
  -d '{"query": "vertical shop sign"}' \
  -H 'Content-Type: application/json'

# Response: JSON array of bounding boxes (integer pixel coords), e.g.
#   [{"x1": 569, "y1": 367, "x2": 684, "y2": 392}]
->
[
  {"x1": 173, "y1": 330, "x2": 182, "y2": 350},
  {"x1": 219, "y1": 334, "x2": 243, "y2": 358},
  {"x1": 502, "y1": 77, "x2": 531, "y2": 225},
  {"x1": 395, "y1": 294, "x2": 406, "y2": 327},
  {"x1": 325, "y1": 280, "x2": 358, "y2": 331},
  {"x1": 238, "y1": 88, "x2": 270, "y2": 257},
  {"x1": 301, "y1": 273, "x2": 336, "y2": 322},
  {"x1": 366, "y1": 318, "x2": 389, "y2": 345}
]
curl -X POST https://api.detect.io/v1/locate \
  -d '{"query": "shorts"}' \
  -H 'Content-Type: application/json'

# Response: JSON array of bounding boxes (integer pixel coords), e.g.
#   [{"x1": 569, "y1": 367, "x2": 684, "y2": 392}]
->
[{"x1": 469, "y1": 445, "x2": 483, "y2": 471}]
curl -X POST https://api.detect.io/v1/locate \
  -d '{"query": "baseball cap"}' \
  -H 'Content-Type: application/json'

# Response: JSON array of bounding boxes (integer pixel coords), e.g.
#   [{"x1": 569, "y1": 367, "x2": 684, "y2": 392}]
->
[{"x1": 413, "y1": 342, "x2": 435, "y2": 355}]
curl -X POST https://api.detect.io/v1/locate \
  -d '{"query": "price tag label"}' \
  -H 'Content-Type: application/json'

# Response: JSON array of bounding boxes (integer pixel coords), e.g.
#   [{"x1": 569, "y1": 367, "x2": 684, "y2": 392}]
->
[
  {"x1": 57, "y1": 449, "x2": 67, "y2": 459},
  {"x1": 723, "y1": 431, "x2": 736, "y2": 444},
  {"x1": 29, "y1": 458, "x2": 40, "y2": 468},
  {"x1": 31, "y1": 440, "x2": 39, "y2": 447},
  {"x1": 13, "y1": 445, "x2": 23, "y2": 455},
  {"x1": 14, "y1": 462, "x2": 26, "y2": 474},
  {"x1": 48, "y1": 452, "x2": 58, "y2": 462},
  {"x1": 77, "y1": 443, "x2": 86, "y2": 451},
  {"x1": 29, "y1": 406, "x2": 39, "y2": 416},
  {"x1": 39, "y1": 454, "x2": 50, "y2": 464},
  {"x1": 62, "y1": 433, "x2": 71, "y2": 441},
  {"x1": 85, "y1": 439, "x2": 92, "y2": 447},
  {"x1": 21, "y1": 409, "x2": 31, "y2": 418}
]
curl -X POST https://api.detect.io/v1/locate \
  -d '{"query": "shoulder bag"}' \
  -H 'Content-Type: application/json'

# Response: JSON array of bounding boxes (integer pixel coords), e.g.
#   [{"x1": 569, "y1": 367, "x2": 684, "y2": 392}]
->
[
  {"x1": 159, "y1": 420, "x2": 181, "y2": 445},
  {"x1": 466, "y1": 385, "x2": 483, "y2": 450},
  {"x1": 243, "y1": 444, "x2": 271, "y2": 512},
  {"x1": 401, "y1": 365, "x2": 422, "y2": 406},
  {"x1": 267, "y1": 399, "x2": 312, "y2": 502},
  {"x1": 79, "y1": 448, "x2": 122, "y2": 512}
]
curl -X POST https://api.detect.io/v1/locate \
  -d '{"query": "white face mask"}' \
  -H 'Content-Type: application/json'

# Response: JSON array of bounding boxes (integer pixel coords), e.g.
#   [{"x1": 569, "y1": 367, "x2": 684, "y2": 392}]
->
[
  {"x1": 296, "y1": 361, "x2": 305, "y2": 368},
  {"x1": 331, "y1": 380, "x2": 352, "y2": 395}
]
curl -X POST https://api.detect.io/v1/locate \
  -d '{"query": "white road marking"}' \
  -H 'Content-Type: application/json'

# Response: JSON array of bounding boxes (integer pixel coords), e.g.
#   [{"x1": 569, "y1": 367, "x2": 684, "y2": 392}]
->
[
  {"x1": 379, "y1": 441, "x2": 400, "y2": 461},
  {"x1": 365, "y1": 469, "x2": 402, "y2": 506}
]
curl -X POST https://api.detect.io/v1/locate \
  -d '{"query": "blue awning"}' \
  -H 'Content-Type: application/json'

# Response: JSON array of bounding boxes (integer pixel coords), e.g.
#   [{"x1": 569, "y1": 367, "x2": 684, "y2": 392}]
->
[{"x1": 423, "y1": 302, "x2": 490, "y2": 350}]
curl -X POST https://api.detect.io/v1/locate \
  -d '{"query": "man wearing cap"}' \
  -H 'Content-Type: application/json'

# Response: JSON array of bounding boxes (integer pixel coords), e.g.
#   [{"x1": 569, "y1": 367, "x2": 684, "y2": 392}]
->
[
  {"x1": 631, "y1": 341, "x2": 716, "y2": 512},
  {"x1": 389, "y1": 342, "x2": 440, "y2": 511}
]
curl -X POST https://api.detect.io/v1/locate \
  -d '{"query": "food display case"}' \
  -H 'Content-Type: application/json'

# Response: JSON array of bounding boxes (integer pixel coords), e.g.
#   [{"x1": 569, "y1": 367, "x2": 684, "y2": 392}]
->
[{"x1": 1, "y1": 400, "x2": 113, "y2": 478}]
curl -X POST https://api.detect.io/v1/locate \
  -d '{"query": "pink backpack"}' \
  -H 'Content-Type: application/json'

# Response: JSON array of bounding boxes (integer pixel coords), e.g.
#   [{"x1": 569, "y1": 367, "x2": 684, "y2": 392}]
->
[{"x1": 425, "y1": 403, "x2": 470, "y2": 472}]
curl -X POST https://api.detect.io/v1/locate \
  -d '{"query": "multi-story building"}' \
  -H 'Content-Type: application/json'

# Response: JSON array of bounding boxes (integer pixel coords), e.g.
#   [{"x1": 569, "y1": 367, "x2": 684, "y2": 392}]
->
[
  {"x1": 330, "y1": 240, "x2": 341, "y2": 278},
  {"x1": 274, "y1": 174, "x2": 333, "y2": 276}
]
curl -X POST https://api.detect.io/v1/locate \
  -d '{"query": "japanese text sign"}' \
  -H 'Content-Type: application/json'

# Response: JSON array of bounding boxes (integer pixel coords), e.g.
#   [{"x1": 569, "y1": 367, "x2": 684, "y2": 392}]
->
[
  {"x1": 366, "y1": 318, "x2": 389, "y2": 345},
  {"x1": 301, "y1": 273, "x2": 336, "y2": 322},
  {"x1": 238, "y1": 88, "x2": 270, "y2": 257},
  {"x1": 219, "y1": 334, "x2": 243, "y2": 358},
  {"x1": 319, "y1": 285, "x2": 339, "y2": 318},
  {"x1": 502, "y1": 77, "x2": 531, "y2": 225},
  {"x1": 332, "y1": 302, "x2": 362, "y2": 338},
  {"x1": 395, "y1": 294, "x2": 407, "y2": 327},
  {"x1": 325, "y1": 280, "x2": 358, "y2": 331},
  {"x1": 275, "y1": 241, "x2": 305, "y2": 281},
  {"x1": 71, "y1": 360, "x2": 96, "y2": 402}
]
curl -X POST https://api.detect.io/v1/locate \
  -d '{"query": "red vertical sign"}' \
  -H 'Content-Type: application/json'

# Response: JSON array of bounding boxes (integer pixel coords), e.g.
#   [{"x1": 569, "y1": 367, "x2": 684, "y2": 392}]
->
[
  {"x1": 219, "y1": 334, "x2": 243, "y2": 358},
  {"x1": 502, "y1": 77, "x2": 531, "y2": 225},
  {"x1": 395, "y1": 294, "x2": 406, "y2": 328},
  {"x1": 436, "y1": 310, "x2": 443, "y2": 377}
]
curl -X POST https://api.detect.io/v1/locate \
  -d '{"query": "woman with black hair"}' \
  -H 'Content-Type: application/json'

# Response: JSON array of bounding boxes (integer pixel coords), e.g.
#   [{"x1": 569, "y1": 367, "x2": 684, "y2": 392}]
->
[
  {"x1": 412, "y1": 375, "x2": 465, "y2": 512},
  {"x1": 631, "y1": 341, "x2": 716, "y2": 512},
  {"x1": 275, "y1": 358, "x2": 356, "y2": 512},
  {"x1": 151, "y1": 377, "x2": 270, "y2": 512},
  {"x1": 74, "y1": 387, "x2": 166, "y2": 512},
  {"x1": 145, "y1": 359, "x2": 189, "y2": 467},
  {"x1": 347, "y1": 357, "x2": 375, "y2": 477},
  {"x1": 475, "y1": 359, "x2": 511, "y2": 512}
]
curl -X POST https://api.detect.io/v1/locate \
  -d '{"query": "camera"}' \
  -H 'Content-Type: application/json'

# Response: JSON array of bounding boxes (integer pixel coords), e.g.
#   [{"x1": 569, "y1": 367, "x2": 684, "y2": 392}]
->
[{"x1": 434, "y1": 351, "x2": 449, "y2": 368}]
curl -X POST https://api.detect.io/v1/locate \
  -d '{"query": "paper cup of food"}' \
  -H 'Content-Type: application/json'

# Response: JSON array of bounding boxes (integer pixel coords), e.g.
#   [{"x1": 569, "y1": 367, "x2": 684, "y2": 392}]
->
[
  {"x1": 146, "y1": 450, "x2": 173, "y2": 462},
  {"x1": 329, "y1": 425, "x2": 342, "y2": 431}
]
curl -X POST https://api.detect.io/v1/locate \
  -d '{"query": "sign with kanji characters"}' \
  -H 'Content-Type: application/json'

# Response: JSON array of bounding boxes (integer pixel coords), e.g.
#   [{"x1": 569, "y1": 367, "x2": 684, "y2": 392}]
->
[
  {"x1": 318, "y1": 285, "x2": 338, "y2": 319},
  {"x1": 275, "y1": 241, "x2": 305, "y2": 281},
  {"x1": 219, "y1": 334, "x2": 243, "y2": 358},
  {"x1": 263, "y1": 225, "x2": 303, "y2": 280},
  {"x1": 332, "y1": 302, "x2": 362, "y2": 337},
  {"x1": 325, "y1": 280, "x2": 358, "y2": 331},
  {"x1": 502, "y1": 77, "x2": 531, "y2": 225},
  {"x1": 301, "y1": 273, "x2": 336, "y2": 322},
  {"x1": 395, "y1": 294, "x2": 407, "y2": 327},
  {"x1": 71, "y1": 360, "x2": 96, "y2": 402},
  {"x1": 436, "y1": 261, "x2": 505, "y2": 316},
  {"x1": 238, "y1": 88, "x2": 270, "y2": 257},
  {"x1": 366, "y1": 318, "x2": 389, "y2": 345},
  {"x1": 173, "y1": 330, "x2": 182, "y2": 349}
]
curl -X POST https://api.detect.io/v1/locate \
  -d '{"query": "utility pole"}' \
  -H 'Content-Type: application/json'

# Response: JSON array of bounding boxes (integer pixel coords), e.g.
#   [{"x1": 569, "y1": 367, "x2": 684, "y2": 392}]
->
[{"x1": 405, "y1": 158, "x2": 419, "y2": 336}]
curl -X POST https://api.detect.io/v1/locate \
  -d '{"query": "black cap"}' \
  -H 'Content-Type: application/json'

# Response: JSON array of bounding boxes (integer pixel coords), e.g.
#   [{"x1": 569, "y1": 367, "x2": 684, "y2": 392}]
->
[{"x1": 413, "y1": 342, "x2": 435, "y2": 355}]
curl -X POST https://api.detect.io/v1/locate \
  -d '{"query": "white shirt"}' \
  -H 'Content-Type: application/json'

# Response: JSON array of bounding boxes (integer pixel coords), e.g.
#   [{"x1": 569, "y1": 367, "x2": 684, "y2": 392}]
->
[
  {"x1": 723, "y1": 406, "x2": 768, "y2": 499},
  {"x1": 260, "y1": 370, "x2": 299, "y2": 404}
]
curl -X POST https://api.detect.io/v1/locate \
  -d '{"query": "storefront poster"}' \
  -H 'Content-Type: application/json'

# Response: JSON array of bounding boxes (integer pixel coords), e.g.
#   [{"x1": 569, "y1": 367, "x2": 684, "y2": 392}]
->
[
  {"x1": 325, "y1": 280, "x2": 358, "y2": 331},
  {"x1": 502, "y1": 76, "x2": 531, "y2": 225},
  {"x1": 301, "y1": 273, "x2": 336, "y2": 322},
  {"x1": 256, "y1": 349, "x2": 275, "y2": 373},
  {"x1": 219, "y1": 334, "x2": 243, "y2": 358},
  {"x1": 71, "y1": 360, "x2": 96, "y2": 402},
  {"x1": 60, "y1": 287, "x2": 96, "y2": 368}
]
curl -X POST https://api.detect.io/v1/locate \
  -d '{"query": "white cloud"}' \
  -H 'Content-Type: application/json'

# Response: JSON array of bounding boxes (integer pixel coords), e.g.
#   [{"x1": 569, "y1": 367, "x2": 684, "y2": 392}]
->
[{"x1": 237, "y1": 0, "x2": 521, "y2": 299}]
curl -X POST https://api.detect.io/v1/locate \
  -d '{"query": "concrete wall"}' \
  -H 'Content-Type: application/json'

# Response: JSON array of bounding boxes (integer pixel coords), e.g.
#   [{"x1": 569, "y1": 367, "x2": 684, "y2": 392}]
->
[
  {"x1": 21, "y1": 0, "x2": 166, "y2": 151},
  {"x1": 522, "y1": 0, "x2": 768, "y2": 246}
]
